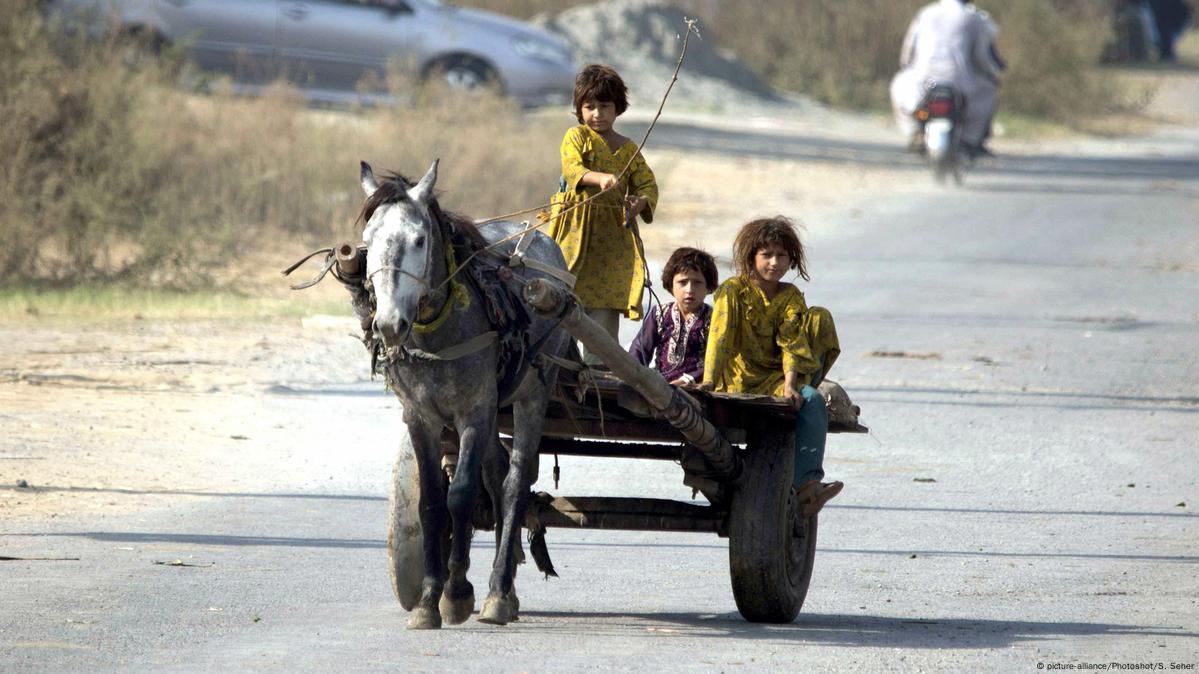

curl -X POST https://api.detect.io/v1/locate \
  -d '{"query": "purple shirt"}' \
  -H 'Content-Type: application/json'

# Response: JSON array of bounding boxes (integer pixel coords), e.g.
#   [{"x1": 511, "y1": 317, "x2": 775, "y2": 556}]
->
[{"x1": 628, "y1": 302, "x2": 712, "y2": 382}]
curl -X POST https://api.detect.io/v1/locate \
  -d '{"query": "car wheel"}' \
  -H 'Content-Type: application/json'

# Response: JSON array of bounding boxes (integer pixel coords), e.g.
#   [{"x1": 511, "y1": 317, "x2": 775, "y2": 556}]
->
[
  {"x1": 428, "y1": 56, "x2": 500, "y2": 94},
  {"x1": 115, "y1": 28, "x2": 172, "y2": 74}
]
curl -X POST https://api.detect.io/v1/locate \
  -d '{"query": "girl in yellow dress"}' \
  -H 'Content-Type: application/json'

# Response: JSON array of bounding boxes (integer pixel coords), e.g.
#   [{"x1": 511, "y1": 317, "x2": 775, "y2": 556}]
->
[
  {"x1": 548, "y1": 64, "x2": 658, "y2": 358},
  {"x1": 702, "y1": 216, "x2": 844, "y2": 516}
]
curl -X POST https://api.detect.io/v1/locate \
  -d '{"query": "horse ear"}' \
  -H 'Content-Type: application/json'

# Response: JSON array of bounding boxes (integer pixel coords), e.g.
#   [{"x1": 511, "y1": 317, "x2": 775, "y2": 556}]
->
[
  {"x1": 410, "y1": 159, "x2": 439, "y2": 204},
  {"x1": 360, "y1": 161, "x2": 379, "y2": 196}
]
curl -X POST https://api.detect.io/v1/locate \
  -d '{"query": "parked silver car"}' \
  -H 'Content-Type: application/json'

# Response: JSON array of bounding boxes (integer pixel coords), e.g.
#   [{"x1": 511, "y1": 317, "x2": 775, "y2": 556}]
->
[{"x1": 47, "y1": 0, "x2": 576, "y2": 106}]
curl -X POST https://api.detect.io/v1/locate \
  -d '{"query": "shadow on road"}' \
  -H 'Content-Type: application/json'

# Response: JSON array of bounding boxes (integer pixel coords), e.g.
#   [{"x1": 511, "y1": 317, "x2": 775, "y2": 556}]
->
[
  {"x1": 0, "y1": 484, "x2": 386, "y2": 501},
  {"x1": 966, "y1": 181, "x2": 1199, "y2": 198},
  {"x1": 852, "y1": 384, "x2": 1199, "y2": 415},
  {"x1": 18, "y1": 530, "x2": 1189, "y2": 565},
  {"x1": 5, "y1": 531, "x2": 384, "y2": 549},
  {"x1": 514, "y1": 610, "x2": 1196, "y2": 649}
]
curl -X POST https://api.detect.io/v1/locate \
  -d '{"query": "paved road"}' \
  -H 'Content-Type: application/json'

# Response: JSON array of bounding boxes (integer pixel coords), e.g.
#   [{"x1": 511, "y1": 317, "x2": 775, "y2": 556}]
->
[{"x1": 2, "y1": 123, "x2": 1197, "y2": 671}]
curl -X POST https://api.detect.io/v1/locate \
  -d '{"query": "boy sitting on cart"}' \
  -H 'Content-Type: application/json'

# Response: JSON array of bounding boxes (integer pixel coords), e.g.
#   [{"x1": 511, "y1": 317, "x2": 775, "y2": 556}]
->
[{"x1": 627, "y1": 247, "x2": 718, "y2": 386}]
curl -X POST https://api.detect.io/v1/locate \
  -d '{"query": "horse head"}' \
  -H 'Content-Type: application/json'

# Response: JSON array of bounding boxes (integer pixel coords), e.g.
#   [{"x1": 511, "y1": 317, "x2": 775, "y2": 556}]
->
[{"x1": 359, "y1": 159, "x2": 442, "y2": 349}]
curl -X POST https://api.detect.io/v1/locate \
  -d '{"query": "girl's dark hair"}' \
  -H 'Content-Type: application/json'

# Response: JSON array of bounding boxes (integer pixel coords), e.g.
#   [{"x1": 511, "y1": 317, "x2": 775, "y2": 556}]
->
[
  {"x1": 661, "y1": 247, "x2": 718, "y2": 291},
  {"x1": 573, "y1": 64, "x2": 629, "y2": 123},
  {"x1": 732, "y1": 216, "x2": 809, "y2": 281}
]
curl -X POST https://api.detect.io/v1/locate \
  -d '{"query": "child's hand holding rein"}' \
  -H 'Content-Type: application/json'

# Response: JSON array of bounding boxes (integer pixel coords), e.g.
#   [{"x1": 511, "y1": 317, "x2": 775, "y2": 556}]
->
[
  {"x1": 624, "y1": 195, "x2": 647, "y2": 226},
  {"x1": 583, "y1": 171, "x2": 619, "y2": 191}
]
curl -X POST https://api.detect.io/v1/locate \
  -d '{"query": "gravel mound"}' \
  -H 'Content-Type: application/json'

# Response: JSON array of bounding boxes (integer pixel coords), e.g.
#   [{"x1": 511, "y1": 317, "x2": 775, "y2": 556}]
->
[{"x1": 535, "y1": 0, "x2": 780, "y2": 110}]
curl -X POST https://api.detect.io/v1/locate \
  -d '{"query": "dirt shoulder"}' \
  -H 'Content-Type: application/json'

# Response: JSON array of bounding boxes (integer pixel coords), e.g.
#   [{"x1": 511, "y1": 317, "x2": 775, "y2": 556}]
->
[{"x1": 0, "y1": 316, "x2": 380, "y2": 523}]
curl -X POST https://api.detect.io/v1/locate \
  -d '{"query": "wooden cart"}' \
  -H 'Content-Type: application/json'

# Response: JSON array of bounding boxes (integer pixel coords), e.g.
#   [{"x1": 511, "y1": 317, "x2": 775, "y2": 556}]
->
[{"x1": 387, "y1": 279, "x2": 866, "y2": 624}]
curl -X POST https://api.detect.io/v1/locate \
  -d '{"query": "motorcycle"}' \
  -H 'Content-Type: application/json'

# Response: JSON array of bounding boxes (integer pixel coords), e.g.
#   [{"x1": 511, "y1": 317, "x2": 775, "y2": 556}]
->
[{"x1": 914, "y1": 83, "x2": 967, "y2": 185}]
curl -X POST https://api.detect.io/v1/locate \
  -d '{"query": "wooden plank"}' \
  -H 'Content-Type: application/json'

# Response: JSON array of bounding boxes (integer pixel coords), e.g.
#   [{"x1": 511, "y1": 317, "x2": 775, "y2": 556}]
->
[
  {"x1": 523, "y1": 279, "x2": 742, "y2": 478},
  {"x1": 532, "y1": 495, "x2": 725, "y2": 534},
  {"x1": 532, "y1": 436, "x2": 682, "y2": 461},
  {"x1": 498, "y1": 412, "x2": 685, "y2": 443}
]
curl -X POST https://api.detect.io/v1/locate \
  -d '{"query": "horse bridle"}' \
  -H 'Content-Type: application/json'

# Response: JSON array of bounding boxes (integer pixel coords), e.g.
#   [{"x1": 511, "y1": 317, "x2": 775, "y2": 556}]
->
[
  {"x1": 368, "y1": 264, "x2": 430, "y2": 293},
  {"x1": 365, "y1": 206, "x2": 441, "y2": 348}
]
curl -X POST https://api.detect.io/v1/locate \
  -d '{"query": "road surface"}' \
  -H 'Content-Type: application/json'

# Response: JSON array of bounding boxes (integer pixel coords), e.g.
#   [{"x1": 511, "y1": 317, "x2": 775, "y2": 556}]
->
[{"x1": 2, "y1": 116, "x2": 1197, "y2": 672}]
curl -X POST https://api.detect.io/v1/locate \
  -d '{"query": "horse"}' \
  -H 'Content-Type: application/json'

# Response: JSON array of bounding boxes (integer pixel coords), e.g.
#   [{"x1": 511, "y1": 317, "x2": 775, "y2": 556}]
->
[{"x1": 352, "y1": 160, "x2": 572, "y2": 629}]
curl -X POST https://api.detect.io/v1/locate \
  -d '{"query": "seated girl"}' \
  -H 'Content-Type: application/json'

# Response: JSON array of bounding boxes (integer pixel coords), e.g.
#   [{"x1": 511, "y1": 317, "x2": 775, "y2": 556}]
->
[
  {"x1": 702, "y1": 217, "x2": 843, "y2": 516},
  {"x1": 628, "y1": 247, "x2": 717, "y2": 386}
]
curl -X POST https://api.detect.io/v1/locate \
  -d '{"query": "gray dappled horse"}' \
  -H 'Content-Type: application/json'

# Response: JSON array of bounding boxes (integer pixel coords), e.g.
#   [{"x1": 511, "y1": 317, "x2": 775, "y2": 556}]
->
[{"x1": 354, "y1": 160, "x2": 571, "y2": 628}]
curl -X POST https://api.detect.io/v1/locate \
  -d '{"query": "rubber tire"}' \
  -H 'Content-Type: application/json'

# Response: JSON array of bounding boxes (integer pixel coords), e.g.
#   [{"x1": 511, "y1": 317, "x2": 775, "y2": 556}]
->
[
  {"x1": 427, "y1": 55, "x2": 500, "y2": 94},
  {"x1": 727, "y1": 429, "x2": 819, "y2": 623},
  {"x1": 934, "y1": 155, "x2": 953, "y2": 185},
  {"x1": 116, "y1": 28, "x2": 168, "y2": 73},
  {"x1": 387, "y1": 435, "x2": 429, "y2": 611}
]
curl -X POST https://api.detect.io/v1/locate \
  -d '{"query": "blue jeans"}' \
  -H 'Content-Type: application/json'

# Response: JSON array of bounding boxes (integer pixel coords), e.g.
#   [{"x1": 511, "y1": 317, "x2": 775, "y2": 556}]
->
[{"x1": 793, "y1": 385, "x2": 828, "y2": 487}]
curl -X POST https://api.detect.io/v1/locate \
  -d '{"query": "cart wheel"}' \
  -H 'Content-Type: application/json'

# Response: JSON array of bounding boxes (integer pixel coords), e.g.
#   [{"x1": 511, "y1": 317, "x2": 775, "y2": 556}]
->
[
  {"x1": 728, "y1": 429, "x2": 819, "y2": 623},
  {"x1": 387, "y1": 435, "x2": 428, "y2": 611}
]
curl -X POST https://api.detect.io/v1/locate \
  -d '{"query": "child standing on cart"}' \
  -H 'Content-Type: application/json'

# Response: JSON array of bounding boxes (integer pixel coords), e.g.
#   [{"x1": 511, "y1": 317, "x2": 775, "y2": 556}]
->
[
  {"x1": 548, "y1": 64, "x2": 658, "y2": 362},
  {"x1": 628, "y1": 247, "x2": 717, "y2": 386},
  {"x1": 702, "y1": 217, "x2": 843, "y2": 515}
]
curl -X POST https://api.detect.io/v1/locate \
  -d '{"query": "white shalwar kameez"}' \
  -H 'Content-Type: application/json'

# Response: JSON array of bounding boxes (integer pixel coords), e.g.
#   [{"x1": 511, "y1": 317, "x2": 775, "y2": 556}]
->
[{"x1": 890, "y1": 0, "x2": 1003, "y2": 146}]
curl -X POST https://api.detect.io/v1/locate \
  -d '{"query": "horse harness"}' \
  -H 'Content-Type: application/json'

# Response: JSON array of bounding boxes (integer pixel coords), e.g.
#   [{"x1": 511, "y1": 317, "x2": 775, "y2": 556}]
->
[
  {"x1": 368, "y1": 229, "x2": 575, "y2": 406},
  {"x1": 282, "y1": 224, "x2": 577, "y2": 405}
]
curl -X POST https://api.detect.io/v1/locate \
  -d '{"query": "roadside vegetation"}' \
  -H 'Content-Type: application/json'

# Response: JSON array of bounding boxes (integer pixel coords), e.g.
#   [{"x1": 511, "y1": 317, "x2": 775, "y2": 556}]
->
[
  {"x1": 0, "y1": 0, "x2": 562, "y2": 296},
  {"x1": 462, "y1": 0, "x2": 1141, "y2": 121},
  {"x1": 0, "y1": 0, "x2": 1155, "y2": 303}
]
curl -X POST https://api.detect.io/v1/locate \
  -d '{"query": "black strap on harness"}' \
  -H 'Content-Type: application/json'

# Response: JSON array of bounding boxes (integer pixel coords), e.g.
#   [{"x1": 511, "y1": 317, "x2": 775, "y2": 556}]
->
[{"x1": 458, "y1": 247, "x2": 531, "y2": 405}]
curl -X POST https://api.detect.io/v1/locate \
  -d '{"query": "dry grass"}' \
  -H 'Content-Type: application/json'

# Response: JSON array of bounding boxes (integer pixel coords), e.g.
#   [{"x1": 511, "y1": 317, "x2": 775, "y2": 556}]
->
[
  {"x1": 0, "y1": 1, "x2": 564, "y2": 287},
  {"x1": 684, "y1": 0, "x2": 1135, "y2": 119},
  {"x1": 459, "y1": 0, "x2": 1139, "y2": 120},
  {"x1": 677, "y1": 0, "x2": 927, "y2": 109},
  {"x1": 1, "y1": 0, "x2": 1152, "y2": 288}
]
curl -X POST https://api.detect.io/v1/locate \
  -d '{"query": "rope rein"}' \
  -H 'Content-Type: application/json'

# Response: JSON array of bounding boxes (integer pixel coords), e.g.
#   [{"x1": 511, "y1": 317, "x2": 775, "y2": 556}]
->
[{"x1": 368, "y1": 265, "x2": 429, "y2": 291}]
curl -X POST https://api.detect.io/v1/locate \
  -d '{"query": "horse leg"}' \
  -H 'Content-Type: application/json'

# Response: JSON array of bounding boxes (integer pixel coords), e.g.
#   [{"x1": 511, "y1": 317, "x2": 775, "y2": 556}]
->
[
  {"x1": 480, "y1": 392, "x2": 550, "y2": 625},
  {"x1": 439, "y1": 411, "x2": 494, "y2": 625},
  {"x1": 406, "y1": 420, "x2": 449, "y2": 630},
  {"x1": 482, "y1": 436, "x2": 520, "y2": 621}
]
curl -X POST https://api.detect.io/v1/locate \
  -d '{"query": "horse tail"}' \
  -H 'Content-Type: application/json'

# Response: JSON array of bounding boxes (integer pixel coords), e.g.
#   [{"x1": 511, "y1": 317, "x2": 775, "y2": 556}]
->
[
  {"x1": 528, "y1": 525, "x2": 558, "y2": 579},
  {"x1": 524, "y1": 499, "x2": 558, "y2": 578}
]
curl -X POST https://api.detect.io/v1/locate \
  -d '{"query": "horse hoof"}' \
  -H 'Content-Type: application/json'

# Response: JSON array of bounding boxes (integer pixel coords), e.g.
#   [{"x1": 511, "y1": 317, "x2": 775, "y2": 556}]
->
[
  {"x1": 406, "y1": 606, "x2": 441, "y2": 630},
  {"x1": 439, "y1": 587, "x2": 475, "y2": 625},
  {"x1": 477, "y1": 595, "x2": 512, "y2": 626}
]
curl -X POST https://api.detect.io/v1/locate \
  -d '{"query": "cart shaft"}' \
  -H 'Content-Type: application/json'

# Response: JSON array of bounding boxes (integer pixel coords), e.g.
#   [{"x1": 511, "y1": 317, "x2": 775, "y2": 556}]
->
[{"x1": 523, "y1": 279, "x2": 743, "y2": 480}]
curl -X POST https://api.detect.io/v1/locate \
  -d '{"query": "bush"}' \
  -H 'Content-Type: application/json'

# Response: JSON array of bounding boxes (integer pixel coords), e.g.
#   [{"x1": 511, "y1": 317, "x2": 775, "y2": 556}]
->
[
  {"x1": 0, "y1": 1, "x2": 563, "y2": 287},
  {"x1": 459, "y1": 0, "x2": 1131, "y2": 120},
  {"x1": 688, "y1": 0, "x2": 1124, "y2": 118},
  {"x1": 0, "y1": 1, "x2": 189, "y2": 283},
  {"x1": 988, "y1": 0, "x2": 1117, "y2": 120}
]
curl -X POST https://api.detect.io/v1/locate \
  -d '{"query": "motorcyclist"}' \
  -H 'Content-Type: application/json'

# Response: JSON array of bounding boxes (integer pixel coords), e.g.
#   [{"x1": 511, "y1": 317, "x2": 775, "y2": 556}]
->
[{"x1": 890, "y1": 0, "x2": 1005, "y2": 158}]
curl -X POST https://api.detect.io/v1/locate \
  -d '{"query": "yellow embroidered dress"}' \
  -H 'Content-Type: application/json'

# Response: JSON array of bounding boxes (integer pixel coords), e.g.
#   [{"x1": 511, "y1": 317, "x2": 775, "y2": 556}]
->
[
  {"x1": 703, "y1": 276, "x2": 841, "y2": 395},
  {"x1": 548, "y1": 125, "x2": 658, "y2": 319}
]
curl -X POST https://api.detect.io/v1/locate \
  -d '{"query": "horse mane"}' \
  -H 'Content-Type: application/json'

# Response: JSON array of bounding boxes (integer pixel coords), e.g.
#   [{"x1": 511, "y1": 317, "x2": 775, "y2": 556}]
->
[{"x1": 357, "y1": 171, "x2": 490, "y2": 253}]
